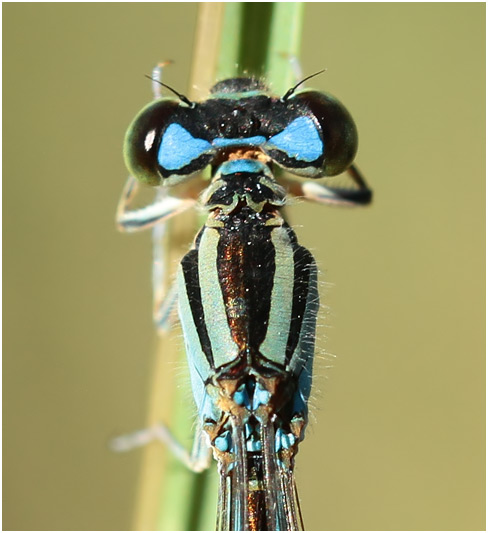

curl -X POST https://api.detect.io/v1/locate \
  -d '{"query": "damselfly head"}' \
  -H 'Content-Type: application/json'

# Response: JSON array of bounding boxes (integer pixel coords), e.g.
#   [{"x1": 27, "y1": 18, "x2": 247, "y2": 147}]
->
[{"x1": 123, "y1": 76, "x2": 358, "y2": 188}]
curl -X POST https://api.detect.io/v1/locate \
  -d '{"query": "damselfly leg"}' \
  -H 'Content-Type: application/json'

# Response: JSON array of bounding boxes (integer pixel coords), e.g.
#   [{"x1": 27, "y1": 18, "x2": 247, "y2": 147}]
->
[{"x1": 111, "y1": 421, "x2": 212, "y2": 473}]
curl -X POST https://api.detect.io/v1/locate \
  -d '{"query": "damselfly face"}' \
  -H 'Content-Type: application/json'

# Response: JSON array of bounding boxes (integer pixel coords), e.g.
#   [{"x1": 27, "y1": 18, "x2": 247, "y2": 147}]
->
[
  {"x1": 118, "y1": 76, "x2": 371, "y2": 531},
  {"x1": 123, "y1": 77, "x2": 358, "y2": 186}
]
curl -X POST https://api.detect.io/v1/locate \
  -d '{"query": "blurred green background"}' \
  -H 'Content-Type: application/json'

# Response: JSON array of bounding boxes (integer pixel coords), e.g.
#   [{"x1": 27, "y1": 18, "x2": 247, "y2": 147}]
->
[{"x1": 3, "y1": 3, "x2": 485, "y2": 531}]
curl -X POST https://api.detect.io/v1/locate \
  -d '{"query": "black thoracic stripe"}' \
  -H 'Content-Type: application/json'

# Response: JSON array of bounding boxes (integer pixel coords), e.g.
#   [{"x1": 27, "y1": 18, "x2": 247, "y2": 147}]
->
[
  {"x1": 247, "y1": 222, "x2": 275, "y2": 350},
  {"x1": 285, "y1": 229, "x2": 314, "y2": 365},
  {"x1": 216, "y1": 209, "x2": 275, "y2": 355},
  {"x1": 180, "y1": 248, "x2": 215, "y2": 368}
]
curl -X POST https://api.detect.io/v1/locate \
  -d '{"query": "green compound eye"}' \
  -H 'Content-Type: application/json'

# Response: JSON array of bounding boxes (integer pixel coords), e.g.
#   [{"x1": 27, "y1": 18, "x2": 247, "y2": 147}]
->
[
  {"x1": 124, "y1": 97, "x2": 216, "y2": 186},
  {"x1": 123, "y1": 98, "x2": 180, "y2": 186}
]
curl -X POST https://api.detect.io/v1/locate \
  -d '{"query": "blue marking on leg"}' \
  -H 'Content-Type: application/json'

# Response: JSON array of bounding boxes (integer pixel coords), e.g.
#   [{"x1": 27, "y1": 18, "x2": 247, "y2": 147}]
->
[
  {"x1": 266, "y1": 116, "x2": 323, "y2": 162},
  {"x1": 275, "y1": 428, "x2": 296, "y2": 452},
  {"x1": 199, "y1": 391, "x2": 221, "y2": 425},
  {"x1": 234, "y1": 383, "x2": 251, "y2": 408},
  {"x1": 246, "y1": 434, "x2": 262, "y2": 452},
  {"x1": 252, "y1": 383, "x2": 271, "y2": 410},
  {"x1": 275, "y1": 428, "x2": 284, "y2": 452},
  {"x1": 158, "y1": 123, "x2": 212, "y2": 170},
  {"x1": 281, "y1": 432, "x2": 296, "y2": 450},
  {"x1": 214, "y1": 430, "x2": 232, "y2": 452}
]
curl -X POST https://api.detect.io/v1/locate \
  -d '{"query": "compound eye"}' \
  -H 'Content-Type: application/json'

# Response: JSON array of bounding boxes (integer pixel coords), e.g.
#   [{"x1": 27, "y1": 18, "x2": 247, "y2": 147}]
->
[
  {"x1": 123, "y1": 99, "x2": 214, "y2": 186},
  {"x1": 290, "y1": 90, "x2": 358, "y2": 177},
  {"x1": 123, "y1": 99, "x2": 180, "y2": 186}
]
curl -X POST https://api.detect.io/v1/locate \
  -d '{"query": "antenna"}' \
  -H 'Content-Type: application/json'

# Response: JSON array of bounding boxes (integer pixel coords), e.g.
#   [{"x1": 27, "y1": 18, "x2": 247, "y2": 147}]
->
[
  {"x1": 144, "y1": 75, "x2": 195, "y2": 108},
  {"x1": 281, "y1": 69, "x2": 326, "y2": 102}
]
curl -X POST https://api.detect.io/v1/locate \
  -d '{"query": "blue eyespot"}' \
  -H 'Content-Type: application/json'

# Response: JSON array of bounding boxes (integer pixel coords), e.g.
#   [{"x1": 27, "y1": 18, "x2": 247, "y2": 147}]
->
[
  {"x1": 266, "y1": 116, "x2": 323, "y2": 162},
  {"x1": 158, "y1": 123, "x2": 212, "y2": 170}
]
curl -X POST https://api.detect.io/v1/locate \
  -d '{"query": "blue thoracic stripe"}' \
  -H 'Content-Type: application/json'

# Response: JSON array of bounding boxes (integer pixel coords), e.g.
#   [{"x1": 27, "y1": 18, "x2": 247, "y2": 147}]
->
[
  {"x1": 198, "y1": 228, "x2": 239, "y2": 369},
  {"x1": 259, "y1": 226, "x2": 295, "y2": 366}
]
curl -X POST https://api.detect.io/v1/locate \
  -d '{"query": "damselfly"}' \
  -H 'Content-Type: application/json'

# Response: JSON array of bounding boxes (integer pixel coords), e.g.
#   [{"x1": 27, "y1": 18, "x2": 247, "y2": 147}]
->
[{"x1": 116, "y1": 69, "x2": 372, "y2": 531}]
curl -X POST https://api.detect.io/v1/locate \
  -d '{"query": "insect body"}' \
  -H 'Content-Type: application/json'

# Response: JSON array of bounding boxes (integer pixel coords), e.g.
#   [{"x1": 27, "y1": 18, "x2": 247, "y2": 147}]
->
[{"x1": 118, "y1": 76, "x2": 372, "y2": 530}]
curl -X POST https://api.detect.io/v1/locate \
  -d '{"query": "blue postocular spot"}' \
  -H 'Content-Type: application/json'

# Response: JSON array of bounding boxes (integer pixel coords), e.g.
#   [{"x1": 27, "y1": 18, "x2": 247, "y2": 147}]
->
[
  {"x1": 158, "y1": 123, "x2": 212, "y2": 170},
  {"x1": 266, "y1": 116, "x2": 323, "y2": 162}
]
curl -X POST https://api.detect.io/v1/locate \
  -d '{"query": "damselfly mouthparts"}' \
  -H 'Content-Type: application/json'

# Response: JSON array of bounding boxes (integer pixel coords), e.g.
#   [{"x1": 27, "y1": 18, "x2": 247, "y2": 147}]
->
[{"x1": 117, "y1": 73, "x2": 372, "y2": 531}]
